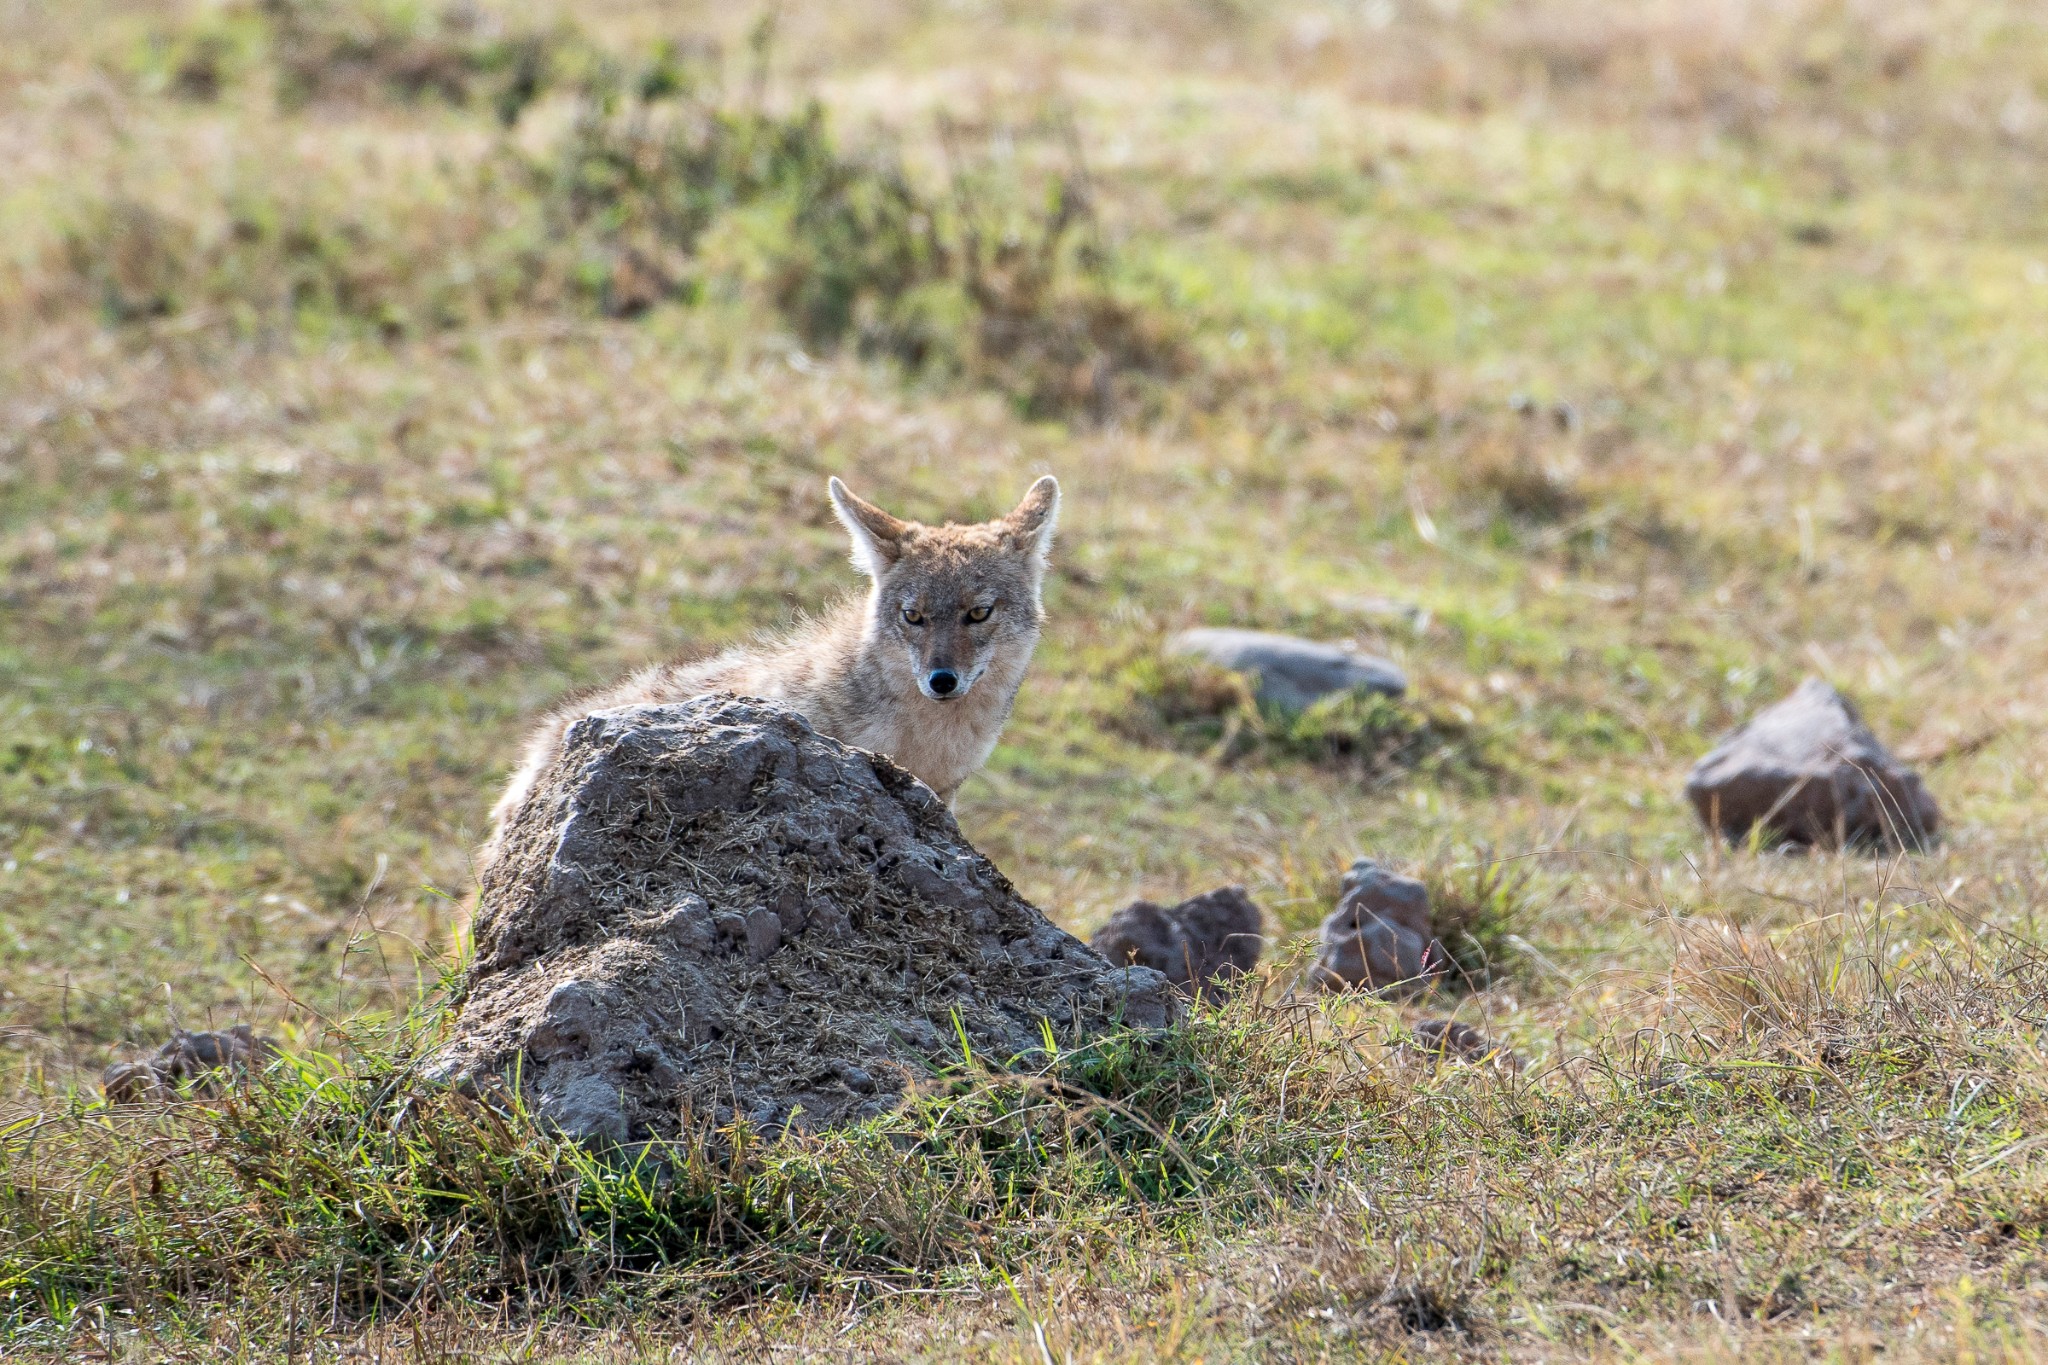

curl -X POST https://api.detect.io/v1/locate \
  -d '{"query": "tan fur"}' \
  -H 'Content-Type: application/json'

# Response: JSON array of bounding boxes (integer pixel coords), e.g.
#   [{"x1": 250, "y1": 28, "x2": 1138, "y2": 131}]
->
[{"x1": 486, "y1": 475, "x2": 1060, "y2": 846}]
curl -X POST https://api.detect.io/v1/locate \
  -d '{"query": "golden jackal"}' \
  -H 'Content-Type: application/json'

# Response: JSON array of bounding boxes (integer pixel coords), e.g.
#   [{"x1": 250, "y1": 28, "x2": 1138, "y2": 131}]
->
[{"x1": 488, "y1": 475, "x2": 1061, "y2": 839}]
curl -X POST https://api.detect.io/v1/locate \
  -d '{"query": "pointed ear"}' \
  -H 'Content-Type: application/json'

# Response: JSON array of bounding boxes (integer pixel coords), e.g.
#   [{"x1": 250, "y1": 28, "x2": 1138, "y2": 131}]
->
[
  {"x1": 1001, "y1": 474, "x2": 1060, "y2": 562},
  {"x1": 828, "y1": 477, "x2": 911, "y2": 578}
]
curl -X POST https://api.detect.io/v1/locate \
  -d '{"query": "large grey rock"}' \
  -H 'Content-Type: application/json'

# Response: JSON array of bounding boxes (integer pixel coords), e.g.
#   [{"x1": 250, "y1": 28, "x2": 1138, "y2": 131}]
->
[
  {"x1": 427, "y1": 696, "x2": 1175, "y2": 1144},
  {"x1": 1092, "y1": 886, "x2": 1264, "y2": 1000},
  {"x1": 1313, "y1": 858, "x2": 1446, "y2": 996},
  {"x1": 1685, "y1": 679, "x2": 1939, "y2": 851},
  {"x1": 1167, "y1": 628, "x2": 1407, "y2": 711}
]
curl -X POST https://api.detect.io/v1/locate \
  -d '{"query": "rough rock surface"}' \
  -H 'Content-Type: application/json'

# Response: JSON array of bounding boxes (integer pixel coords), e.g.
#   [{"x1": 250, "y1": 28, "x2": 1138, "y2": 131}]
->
[
  {"x1": 1091, "y1": 886, "x2": 1264, "y2": 998},
  {"x1": 1167, "y1": 628, "x2": 1407, "y2": 711},
  {"x1": 1313, "y1": 858, "x2": 1446, "y2": 996},
  {"x1": 101, "y1": 1025, "x2": 279, "y2": 1104},
  {"x1": 427, "y1": 697, "x2": 1176, "y2": 1144},
  {"x1": 1685, "y1": 678, "x2": 1939, "y2": 851}
]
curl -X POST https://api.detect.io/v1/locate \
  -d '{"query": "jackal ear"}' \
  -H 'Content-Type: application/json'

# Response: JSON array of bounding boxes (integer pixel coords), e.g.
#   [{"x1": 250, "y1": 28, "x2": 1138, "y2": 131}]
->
[
  {"x1": 828, "y1": 477, "x2": 911, "y2": 577},
  {"x1": 1001, "y1": 475, "x2": 1061, "y2": 562}
]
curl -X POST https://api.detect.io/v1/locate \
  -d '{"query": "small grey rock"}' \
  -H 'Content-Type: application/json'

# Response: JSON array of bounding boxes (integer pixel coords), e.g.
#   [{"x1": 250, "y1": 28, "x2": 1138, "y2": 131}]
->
[
  {"x1": 1099, "y1": 966, "x2": 1179, "y2": 1029},
  {"x1": 537, "y1": 1073, "x2": 631, "y2": 1145},
  {"x1": 527, "y1": 980, "x2": 607, "y2": 1063},
  {"x1": 1092, "y1": 886, "x2": 1264, "y2": 1000},
  {"x1": 1336, "y1": 858, "x2": 1433, "y2": 938},
  {"x1": 1685, "y1": 678, "x2": 1939, "y2": 851},
  {"x1": 1168, "y1": 628, "x2": 1407, "y2": 711},
  {"x1": 1314, "y1": 858, "x2": 1446, "y2": 996}
]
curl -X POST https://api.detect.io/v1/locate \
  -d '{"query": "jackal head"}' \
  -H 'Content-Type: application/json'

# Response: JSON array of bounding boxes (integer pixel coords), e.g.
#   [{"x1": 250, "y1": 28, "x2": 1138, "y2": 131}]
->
[{"x1": 828, "y1": 475, "x2": 1060, "y2": 703}]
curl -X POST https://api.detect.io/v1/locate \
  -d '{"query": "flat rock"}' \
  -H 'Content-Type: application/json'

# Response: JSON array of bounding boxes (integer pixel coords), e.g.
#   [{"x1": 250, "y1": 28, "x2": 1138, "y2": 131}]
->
[
  {"x1": 1685, "y1": 678, "x2": 1939, "y2": 851},
  {"x1": 1091, "y1": 886, "x2": 1264, "y2": 999},
  {"x1": 1313, "y1": 858, "x2": 1446, "y2": 996},
  {"x1": 426, "y1": 696, "x2": 1176, "y2": 1145},
  {"x1": 1167, "y1": 628, "x2": 1407, "y2": 711}
]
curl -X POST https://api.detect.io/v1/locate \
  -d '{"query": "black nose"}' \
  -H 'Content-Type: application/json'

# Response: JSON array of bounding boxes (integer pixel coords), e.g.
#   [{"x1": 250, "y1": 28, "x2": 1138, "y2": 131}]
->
[{"x1": 927, "y1": 670, "x2": 958, "y2": 696}]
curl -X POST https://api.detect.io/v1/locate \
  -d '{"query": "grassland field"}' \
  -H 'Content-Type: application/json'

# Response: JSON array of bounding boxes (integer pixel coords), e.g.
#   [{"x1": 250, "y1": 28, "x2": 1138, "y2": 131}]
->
[{"x1": 3, "y1": 0, "x2": 2048, "y2": 1359}]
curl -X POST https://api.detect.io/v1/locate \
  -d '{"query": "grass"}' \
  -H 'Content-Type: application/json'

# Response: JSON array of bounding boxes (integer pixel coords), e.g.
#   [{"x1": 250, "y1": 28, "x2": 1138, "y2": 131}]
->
[
  {"x1": 1109, "y1": 653, "x2": 1495, "y2": 786},
  {"x1": 3, "y1": 998, "x2": 1389, "y2": 1331},
  {"x1": 1424, "y1": 848, "x2": 1551, "y2": 985},
  {"x1": 3, "y1": 0, "x2": 2048, "y2": 1357}
]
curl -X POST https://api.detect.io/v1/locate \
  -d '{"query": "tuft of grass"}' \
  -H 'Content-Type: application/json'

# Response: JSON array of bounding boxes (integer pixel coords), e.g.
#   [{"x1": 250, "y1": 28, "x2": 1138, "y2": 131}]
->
[
  {"x1": 0, "y1": 993, "x2": 1388, "y2": 1336},
  {"x1": 1112, "y1": 653, "x2": 1500, "y2": 787},
  {"x1": 1423, "y1": 849, "x2": 1550, "y2": 986},
  {"x1": 1439, "y1": 406, "x2": 1588, "y2": 529},
  {"x1": 60, "y1": 201, "x2": 197, "y2": 324},
  {"x1": 49, "y1": 22, "x2": 1190, "y2": 421},
  {"x1": 1110, "y1": 653, "x2": 1255, "y2": 735},
  {"x1": 941, "y1": 132, "x2": 1193, "y2": 421},
  {"x1": 538, "y1": 59, "x2": 947, "y2": 338},
  {"x1": 263, "y1": 0, "x2": 575, "y2": 120},
  {"x1": 1461, "y1": 448, "x2": 1584, "y2": 528},
  {"x1": 1265, "y1": 688, "x2": 1493, "y2": 785},
  {"x1": 1655, "y1": 899, "x2": 2025, "y2": 1059}
]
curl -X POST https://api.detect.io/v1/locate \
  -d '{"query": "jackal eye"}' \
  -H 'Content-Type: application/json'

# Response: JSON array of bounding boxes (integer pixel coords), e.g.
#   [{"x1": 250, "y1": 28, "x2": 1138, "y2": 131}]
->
[
  {"x1": 901, "y1": 606, "x2": 925, "y2": 626},
  {"x1": 964, "y1": 605, "x2": 992, "y2": 624}
]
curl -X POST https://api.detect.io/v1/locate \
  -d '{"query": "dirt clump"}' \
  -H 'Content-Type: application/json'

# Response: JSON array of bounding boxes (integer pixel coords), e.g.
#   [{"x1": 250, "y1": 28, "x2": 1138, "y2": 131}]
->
[
  {"x1": 426, "y1": 696, "x2": 1175, "y2": 1144},
  {"x1": 1409, "y1": 1017, "x2": 1517, "y2": 1067},
  {"x1": 101, "y1": 1025, "x2": 279, "y2": 1104},
  {"x1": 1091, "y1": 886, "x2": 1264, "y2": 999}
]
